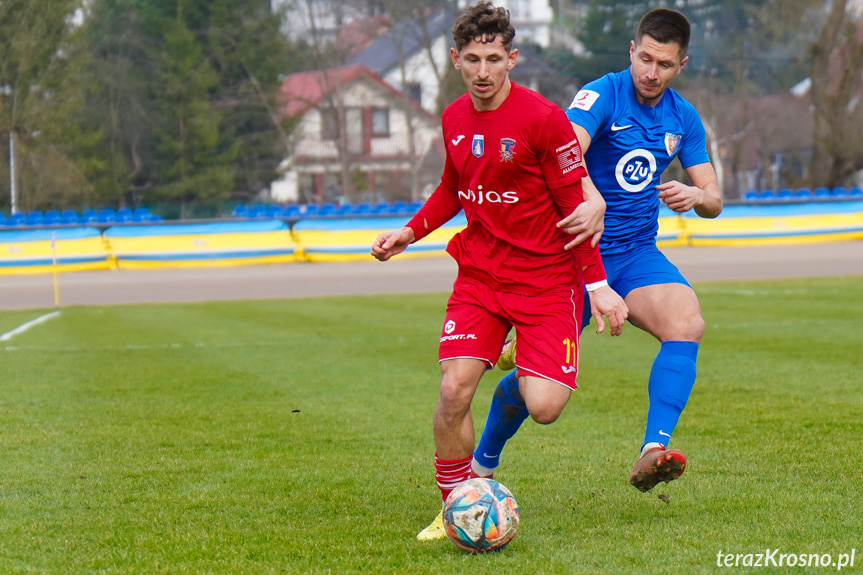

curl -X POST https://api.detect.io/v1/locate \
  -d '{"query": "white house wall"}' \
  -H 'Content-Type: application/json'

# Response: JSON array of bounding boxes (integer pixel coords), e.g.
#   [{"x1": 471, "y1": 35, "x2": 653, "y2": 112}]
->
[
  {"x1": 382, "y1": 34, "x2": 450, "y2": 114},
  {"x1": 272, "y1": 74, "x2": 442, "y2": 203}
]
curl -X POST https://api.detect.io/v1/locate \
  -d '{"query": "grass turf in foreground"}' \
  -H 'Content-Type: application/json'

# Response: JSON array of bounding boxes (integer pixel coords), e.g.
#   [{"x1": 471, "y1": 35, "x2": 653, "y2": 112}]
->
[{"x1": 0, "y1": 276, "x2": 860, "y2": 574}]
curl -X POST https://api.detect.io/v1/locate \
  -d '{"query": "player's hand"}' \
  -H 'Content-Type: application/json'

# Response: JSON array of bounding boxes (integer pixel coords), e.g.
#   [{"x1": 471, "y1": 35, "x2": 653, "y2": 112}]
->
[
  {"x1": 558, "y1": 199, "x2": 606, "y2": 249},
  {"x1": 657, "y1": 180, "x2": 704, "y2": 213},
  {"x1": 370, "y1": 227, "x2": 415, "y2": 261},
  {"x1": 589, "y1": 285, "x2": 628, "y2": 336}
]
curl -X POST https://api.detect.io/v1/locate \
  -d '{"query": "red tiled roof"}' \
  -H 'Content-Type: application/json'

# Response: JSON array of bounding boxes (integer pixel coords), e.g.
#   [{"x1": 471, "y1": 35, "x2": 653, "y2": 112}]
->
[
  {"x1": 278, "y1": 65, "x2": 372, "y2": 117},
  {"x1": 277, "y1": 64, "x2": 431, "y2": 118}
]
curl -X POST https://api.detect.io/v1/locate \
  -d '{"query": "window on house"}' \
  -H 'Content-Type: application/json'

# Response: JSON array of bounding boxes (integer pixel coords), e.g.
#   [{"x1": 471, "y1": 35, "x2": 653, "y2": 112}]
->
[
  {"x1": 371, "y1": 108, "x2": 390, "y2": 137},
  {"x1": 321, "y1": 108, "x2": 339, "y2": 140}
]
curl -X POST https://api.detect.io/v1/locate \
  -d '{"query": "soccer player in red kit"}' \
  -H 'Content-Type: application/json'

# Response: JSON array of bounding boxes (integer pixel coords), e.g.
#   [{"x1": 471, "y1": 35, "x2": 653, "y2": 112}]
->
[{"x1": 371, "y1": 1, "x2": 627, "y2": 541}]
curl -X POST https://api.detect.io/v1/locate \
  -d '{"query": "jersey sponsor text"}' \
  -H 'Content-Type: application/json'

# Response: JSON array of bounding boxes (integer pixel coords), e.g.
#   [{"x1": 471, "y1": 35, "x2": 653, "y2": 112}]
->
[{"x1": 457, "y1": 186, "x2": 519, "y2": 204}]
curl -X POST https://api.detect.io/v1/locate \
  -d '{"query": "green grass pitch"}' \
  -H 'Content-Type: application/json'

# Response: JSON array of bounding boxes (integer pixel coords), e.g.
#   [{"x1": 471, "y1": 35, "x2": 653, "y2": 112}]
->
[{"x1": 0, "y1": 276, "x2": 860, "y2": 574}]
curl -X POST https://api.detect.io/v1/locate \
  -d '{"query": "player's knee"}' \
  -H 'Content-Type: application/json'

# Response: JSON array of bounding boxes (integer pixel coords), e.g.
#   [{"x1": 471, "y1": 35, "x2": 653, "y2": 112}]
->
[
  {"x1": 528, "y1": 403, "x2": 565, "y2": 425},
  {"x1": 438, "y1": 375, "x2": 474, "y2": 412},
  {"x1": 687, "y1": 313, "x2": 705, "y2": 342},
  {"x1": 669, "y1": 310, "x2": 704, "y2": 342}
]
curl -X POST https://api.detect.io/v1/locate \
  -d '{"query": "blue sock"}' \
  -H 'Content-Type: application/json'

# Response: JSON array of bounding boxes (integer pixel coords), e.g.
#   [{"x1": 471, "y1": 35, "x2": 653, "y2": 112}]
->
[
  {"x1": 473, "y1": 370, "x2": 529, "y2": 470},
  {"x1": 643, "y1": 341, "x2": 699, "y2": 449}
]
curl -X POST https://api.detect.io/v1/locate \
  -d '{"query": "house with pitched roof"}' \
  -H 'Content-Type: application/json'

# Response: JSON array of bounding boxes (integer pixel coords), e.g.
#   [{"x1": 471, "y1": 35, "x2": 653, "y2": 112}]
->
[
  {"x1": 347, "y1": 9, "x2": 453, "y2": 114},
  {"x1": 345, "y1": 4, "x2": 573, "y2": 112},
  {"x1": 272, "y1": 65, "x2": 442, "y2": 204}
]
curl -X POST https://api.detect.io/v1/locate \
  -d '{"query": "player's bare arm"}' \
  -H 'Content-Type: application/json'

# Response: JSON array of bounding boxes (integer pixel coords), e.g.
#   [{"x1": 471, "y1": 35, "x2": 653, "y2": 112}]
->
[
  {"x1": 657, "y1": 162, "x2": 722, "y2": 218},
  {"x1": 371, "y1": 227, "x2": 415, "y2": 261},
  {"x1": 558, "y1": 123, "x2": 606, "y2": 249},
  {"x1": 588, "y1": 284, "x2": 628, "y2": 337}
]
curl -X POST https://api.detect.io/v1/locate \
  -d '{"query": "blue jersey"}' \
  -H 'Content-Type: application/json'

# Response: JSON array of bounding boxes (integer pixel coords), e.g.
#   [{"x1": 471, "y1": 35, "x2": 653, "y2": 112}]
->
[{"x1": 565, "y1": 69, "x2": 710, "y2": 255}]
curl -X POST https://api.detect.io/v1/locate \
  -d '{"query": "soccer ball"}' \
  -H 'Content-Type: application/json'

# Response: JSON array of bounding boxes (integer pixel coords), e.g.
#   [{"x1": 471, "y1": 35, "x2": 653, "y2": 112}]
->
[{"x1": 443, "y1": 478, "x2": 519, "y2": 552}]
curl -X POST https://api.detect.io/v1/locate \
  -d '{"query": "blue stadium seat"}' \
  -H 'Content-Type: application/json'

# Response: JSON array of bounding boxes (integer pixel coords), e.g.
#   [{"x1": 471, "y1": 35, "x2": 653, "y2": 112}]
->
[
  {"x1": 794, "y1": 188, "x2": 812, "y2": 201},
  {"x1": 830, "y1": 187, "x2": 849, "y2": 198},
  {"x1": 43, "y1": 210, "x2": 61, "y2": 224},
  {"x1": 232, "y1": 205, "x2": 249, "y2": 218},
  {"x1": 8, "y1": 213, "x2": 26, "y2": 226},
  {"x1": 98, "y1": 208, "x2": 116, "y2": 222},
  {"x1": 409, "y1": 200, "x2": 425, "y2": 212},
  {"x1": 249, "y1": 205, "x2": 268, "y2": 218},
  {"x1": 353, "y1": 202, "x2": 372, "y2": 215},
  {"x1": 318, "y1": 203, "x2": 337, "y2": 216},
  {"x1": 301, "y1": 204, "x2": 319, "y2": 216},
  {"x1": 131, "y1": 208, "x2": 152, "y2": 222},
  {"x1": 742, "y1": 190, "x2": 759, "y2": 202},
  {"x1": 389, "y1": 201, "x2": 409, "y2": 213},
  {"x1": 115, "y1": 208, "x2": 133, "y2": 222},
  {"x1": 267, "y1": 205, "x2": 284, "y2": 218},
  {"x1": 0, "y1": 213, "x2": 6, "y2": 226},
  {"x1": 283, "y1": 204, "x2": 301, "y2": 217},
  {"x1": 777, "y1": 188, "x2": 794, "y2": 200},
  {"x1": 372, "y1": 202, "x2": 390, "y2": 214},
  {"x1": 849, "y1": 187, "x2": 863, "y2": 198},
  {"x1": 758, "y1": 190, "x2": 776, "y2": 202},
  {"x1": 813, "y1": 187, "x2": 831, "y2": 199},
  {"x1": 335, "y1": 204, "x2": 353, "y2": 215},
  {"x1": 26, "y1": 211, "x2": 44, "y2": 225},
  {"x1": 81, "y1": 209, "x2": 98, "y2": 223},
  {"x1": 61, "y1": 209, "x2": 80, "y2": 223}
]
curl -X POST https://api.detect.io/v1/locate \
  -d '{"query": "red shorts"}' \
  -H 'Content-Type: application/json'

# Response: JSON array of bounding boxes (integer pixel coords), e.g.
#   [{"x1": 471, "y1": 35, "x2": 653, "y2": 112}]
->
[{"x1": 439, "y1": 275, "x2": 585, "y2": 389}]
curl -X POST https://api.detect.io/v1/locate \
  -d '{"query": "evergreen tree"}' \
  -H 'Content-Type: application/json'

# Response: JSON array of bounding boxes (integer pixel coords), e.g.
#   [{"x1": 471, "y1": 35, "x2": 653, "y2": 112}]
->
[
  {"x1": 0, "y1": 0, "x2": 103, "y2": 212},
  {"x1": 80, "y1": 0, "x2": 297, "y2": 213}
]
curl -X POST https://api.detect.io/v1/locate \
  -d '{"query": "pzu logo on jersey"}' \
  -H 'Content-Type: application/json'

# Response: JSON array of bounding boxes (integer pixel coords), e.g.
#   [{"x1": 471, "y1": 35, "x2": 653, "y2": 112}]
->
[
  {"x1": 457, "y1": 185, "x2": 519, "y2": 205},
  {"x1": 616, "y1": 149, "x2": 657, "y2": 192}
]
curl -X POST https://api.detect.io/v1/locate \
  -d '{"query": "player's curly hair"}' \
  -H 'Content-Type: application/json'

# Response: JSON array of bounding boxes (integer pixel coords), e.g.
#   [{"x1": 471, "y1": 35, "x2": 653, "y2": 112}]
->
[
  {"x1": 451, "y1": 1, "x2": 515, "y2": 52},
  {"x1": 636, "y1": 8, "x2": 691, "y2": 57}
]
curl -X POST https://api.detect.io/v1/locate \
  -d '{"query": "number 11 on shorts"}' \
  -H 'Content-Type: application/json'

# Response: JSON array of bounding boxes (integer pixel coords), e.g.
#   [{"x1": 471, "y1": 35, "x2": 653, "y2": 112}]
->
[{"x1": 562, "y1": 337, "x2": 577, "y2": 365}]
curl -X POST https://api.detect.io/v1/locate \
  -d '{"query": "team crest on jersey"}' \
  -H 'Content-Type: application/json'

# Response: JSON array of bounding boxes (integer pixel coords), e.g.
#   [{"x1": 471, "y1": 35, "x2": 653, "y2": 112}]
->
[
  {"x1": 499, "y1": 138, "x2": 516, "y2": 162},
  {"x1": 472, "y1": 135, "x2": 485, "y2": 158},
  {"x1": 664, "y1": 132, "x2": 682, "y2": 156}
]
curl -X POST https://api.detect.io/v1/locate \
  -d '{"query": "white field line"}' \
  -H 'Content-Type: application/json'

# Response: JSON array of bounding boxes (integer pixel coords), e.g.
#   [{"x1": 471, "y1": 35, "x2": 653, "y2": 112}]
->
[{"x1": 0, "y1": 311, "x2": 61, "y2": 342}]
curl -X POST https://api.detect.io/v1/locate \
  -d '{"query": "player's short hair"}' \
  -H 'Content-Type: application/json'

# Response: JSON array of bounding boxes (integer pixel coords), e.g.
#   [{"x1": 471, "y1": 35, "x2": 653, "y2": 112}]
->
[
  {"x1": 451, "y1": 1, "x2": 515, "y2": 52},
  {"x1": 636, "y1": 8, "x2": 691, "y2": 57}
]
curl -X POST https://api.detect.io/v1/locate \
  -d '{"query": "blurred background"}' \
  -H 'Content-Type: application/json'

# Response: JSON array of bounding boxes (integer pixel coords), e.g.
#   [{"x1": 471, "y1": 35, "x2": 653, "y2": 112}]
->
[{"x1": 1, "y1": 0, "x2": 862, "y2": 221}]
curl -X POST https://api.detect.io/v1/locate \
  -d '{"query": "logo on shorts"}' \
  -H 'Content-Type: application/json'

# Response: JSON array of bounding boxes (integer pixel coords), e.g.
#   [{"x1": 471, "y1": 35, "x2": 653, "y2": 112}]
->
[
  {"x1": 444, "y1": 320, "x2": 456, "y2": 334},
  {"x1": 560, "y1": 365, "x2": 577, "y2": 374}
]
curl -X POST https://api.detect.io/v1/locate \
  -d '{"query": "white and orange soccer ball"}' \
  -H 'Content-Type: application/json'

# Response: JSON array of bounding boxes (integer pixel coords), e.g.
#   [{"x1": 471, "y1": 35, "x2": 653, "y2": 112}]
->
[{"x1": 443, "y1": 478, "x2": 520, "y2": 552}]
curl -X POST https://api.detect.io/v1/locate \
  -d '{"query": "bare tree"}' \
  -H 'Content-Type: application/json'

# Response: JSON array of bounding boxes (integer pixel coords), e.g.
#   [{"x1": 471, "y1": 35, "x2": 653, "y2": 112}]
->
[
  {"x1": 379, "y1": 2, "x2": 451, "y2": 201},
  {"x1": 285, "y1": 0, "x2": 357, "y2": 204},
  {"x1": 808, "y1": 0, "x2": 863, "y2": 187}
]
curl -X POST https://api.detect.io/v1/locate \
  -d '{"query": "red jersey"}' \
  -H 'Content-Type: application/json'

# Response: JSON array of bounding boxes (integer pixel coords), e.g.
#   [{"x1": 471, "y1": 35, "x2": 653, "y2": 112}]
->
[{"x1": 407, "y1": 83, "x2": 605, "y2": 296}]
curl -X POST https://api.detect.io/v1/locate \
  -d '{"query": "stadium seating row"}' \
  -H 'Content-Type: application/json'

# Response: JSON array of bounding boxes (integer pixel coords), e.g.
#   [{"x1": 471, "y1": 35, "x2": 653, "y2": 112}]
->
[
  {"x1": 0, "y1": 208, "x2": 162, "y2": 227},
  {"x1": 742, "y1": 187, "x2": 863, "y2": 202},
  {"x1": 232, "y1": 201, "x2": 426, "y2": 219}
]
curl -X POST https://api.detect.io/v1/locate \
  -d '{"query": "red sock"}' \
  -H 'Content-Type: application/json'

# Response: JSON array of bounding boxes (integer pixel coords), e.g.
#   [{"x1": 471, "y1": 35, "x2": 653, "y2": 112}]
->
[{"x1": 434, "y1": 453, "x2": 472, "y2": 502}]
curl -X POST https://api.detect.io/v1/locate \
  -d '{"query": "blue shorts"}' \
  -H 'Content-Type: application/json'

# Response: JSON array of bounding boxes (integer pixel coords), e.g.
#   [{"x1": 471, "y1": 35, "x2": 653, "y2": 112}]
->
[{"x1": 582, "y1": 243, "x2": 690, "y2": 328}]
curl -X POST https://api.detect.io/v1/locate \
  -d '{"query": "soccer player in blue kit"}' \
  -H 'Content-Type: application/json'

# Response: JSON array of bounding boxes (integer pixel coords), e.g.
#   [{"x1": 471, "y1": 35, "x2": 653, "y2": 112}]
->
[{"x1": 470, "y1": 8, "x2": 723, "y2": 492}]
